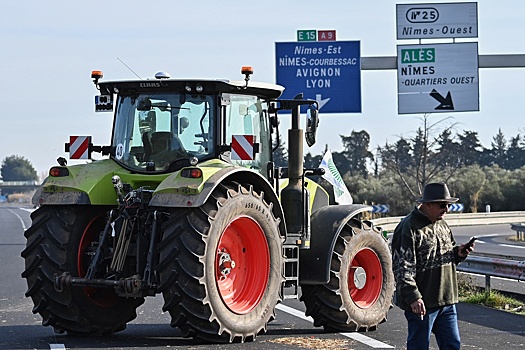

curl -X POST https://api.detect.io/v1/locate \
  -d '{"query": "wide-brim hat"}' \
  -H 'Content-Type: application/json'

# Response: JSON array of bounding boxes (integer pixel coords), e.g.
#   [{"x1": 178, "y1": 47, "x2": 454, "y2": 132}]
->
[{"x1": 416, "y1": 182, "x2": 459, "y2": 203}]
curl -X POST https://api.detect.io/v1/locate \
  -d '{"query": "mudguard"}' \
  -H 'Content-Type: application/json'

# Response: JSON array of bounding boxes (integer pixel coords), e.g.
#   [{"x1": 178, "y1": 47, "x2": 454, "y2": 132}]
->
[
  {"x1": 32, "y1": 158, "x2": 282, "y2": 226},
  {"x1": 299, "y1": 204, "x2": 373, "y2": 285},
  {"x1": 150, "y1": 166, "x2": 287, "y2": 236},
  {"x1": 33, "y1": 160, "x2": 127, "y2": 206}
]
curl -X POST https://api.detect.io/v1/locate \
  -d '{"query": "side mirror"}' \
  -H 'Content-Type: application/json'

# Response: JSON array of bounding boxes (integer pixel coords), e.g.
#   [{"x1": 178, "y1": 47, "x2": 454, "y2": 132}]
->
[{"x1": 305, "y1": 105, "x2": 319, "y2": 147}]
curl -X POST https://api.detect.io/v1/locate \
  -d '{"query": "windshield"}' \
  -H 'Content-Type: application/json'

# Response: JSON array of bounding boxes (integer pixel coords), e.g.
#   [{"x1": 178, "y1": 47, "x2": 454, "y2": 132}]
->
[{"x1": 112, "y1": 93, "x2": 215, "y2": 172}]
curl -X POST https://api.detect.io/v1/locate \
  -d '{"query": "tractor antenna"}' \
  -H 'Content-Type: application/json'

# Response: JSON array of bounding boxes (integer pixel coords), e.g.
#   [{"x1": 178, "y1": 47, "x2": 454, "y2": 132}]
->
[{"x1": 117, "y1": 57, "x2": 142, "y2": 79}]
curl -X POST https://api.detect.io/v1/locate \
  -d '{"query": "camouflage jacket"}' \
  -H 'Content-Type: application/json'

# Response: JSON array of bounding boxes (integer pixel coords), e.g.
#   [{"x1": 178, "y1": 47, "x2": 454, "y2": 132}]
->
[{"x1": 391, "y1": 207, "x2": 464, "y2": 311}]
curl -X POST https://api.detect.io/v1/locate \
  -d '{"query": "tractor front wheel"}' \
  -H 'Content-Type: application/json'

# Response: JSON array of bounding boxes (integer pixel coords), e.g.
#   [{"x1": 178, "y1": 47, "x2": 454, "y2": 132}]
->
[{"x1": 300, "y1": 220, "x2": 394, "y2": 332}]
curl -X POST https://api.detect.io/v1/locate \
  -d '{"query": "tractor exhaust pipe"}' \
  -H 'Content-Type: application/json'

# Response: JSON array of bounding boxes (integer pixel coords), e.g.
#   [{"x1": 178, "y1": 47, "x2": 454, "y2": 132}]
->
[{"x1": 281, "y1": 94, "x2": 306, "y2": 242}]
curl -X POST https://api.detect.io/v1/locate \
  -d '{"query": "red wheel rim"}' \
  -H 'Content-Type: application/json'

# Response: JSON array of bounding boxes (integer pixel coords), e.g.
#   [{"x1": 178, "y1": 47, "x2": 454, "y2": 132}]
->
[
  {"x1": 77, "y1": 214, "x2": 118, "y2": 307},
  {"x1": 347, "y1": 247, "x2": 382, "y2": 309},
  {"x1": 216, "y1": 216, "x2": 269, "y2": 314}
]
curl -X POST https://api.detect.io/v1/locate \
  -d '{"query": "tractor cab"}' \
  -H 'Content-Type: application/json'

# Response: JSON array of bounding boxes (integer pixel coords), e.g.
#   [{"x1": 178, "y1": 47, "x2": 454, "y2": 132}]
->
[{"x1": 91, "y1": 69, "x2": 284, "y2": 176}]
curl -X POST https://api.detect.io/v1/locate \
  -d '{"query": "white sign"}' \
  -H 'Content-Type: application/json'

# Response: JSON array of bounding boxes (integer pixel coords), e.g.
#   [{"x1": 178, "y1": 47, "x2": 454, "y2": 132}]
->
[
  {"x1": 397, "y1": 42, "x2": 479, "y2": 114},
  {"x1": 396, "y1": 2, "x2": 478, "y2": 39}
]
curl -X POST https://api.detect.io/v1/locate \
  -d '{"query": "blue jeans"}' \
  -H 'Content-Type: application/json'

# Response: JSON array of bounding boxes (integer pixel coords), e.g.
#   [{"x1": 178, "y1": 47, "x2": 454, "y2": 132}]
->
[{"x1": 404, "y1": 304, "x2": 461, "y2": 350}]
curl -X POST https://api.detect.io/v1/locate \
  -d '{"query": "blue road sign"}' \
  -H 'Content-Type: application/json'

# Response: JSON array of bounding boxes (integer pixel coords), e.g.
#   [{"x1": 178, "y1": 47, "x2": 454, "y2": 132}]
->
[
  {"x1": 449, "y1": 203, "x2": 464, "y2": 212},
  {"x1": 275, "y1": 41, "x2": 361, "y2": 113},
  {"x1": 372, "y1": 204, "x2": 390, "y2": 213}
]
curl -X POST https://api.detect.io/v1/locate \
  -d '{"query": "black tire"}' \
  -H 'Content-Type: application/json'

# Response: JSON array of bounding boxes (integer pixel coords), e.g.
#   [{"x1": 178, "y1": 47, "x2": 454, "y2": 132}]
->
[
  {"x1": 21, "y1": 206, "x2": 144, "y2": 335},
  {"x1": 300, "y1": 219, "x2": 394, "y2": 332},
  {"x1": 156, "y1": 182, "x2": 283, "y2": 342}
]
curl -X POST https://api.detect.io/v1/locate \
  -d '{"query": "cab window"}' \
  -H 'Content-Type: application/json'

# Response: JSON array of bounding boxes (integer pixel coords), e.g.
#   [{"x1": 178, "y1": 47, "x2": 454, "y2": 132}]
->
[{"x1": 224, "y1": 94, "x2": 271, "y2": 177}]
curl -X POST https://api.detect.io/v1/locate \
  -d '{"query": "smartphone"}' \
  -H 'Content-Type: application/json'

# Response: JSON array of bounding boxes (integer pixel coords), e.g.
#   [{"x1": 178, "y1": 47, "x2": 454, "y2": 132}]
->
[{"x1": 461, "y1": 236, "x2": 477, "y2": 253}]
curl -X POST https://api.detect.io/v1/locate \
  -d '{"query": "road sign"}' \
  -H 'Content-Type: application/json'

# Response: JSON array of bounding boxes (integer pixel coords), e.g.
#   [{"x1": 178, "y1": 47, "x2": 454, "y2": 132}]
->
[
  {"x1": 318, "y1": 30, "x2": 336, "y2": 41},
  {"x1": 297, "y1": 30, "x2": 316, "y2": 42},
  {"x1": 372, "y1": 204, "x2": 390, "y2": 213},
  {"x1": 449, "y1": 203, "x2": 464, "y2": 212},
  {"x1": 397, "y1": 42, "x2": 479, "y2": 114},
  {"x1": 396, "y1": 2, "x2": 478, "y2": 39},
  {"x1": 275, "y1": 41, "x2": 361, "y2": 113}
]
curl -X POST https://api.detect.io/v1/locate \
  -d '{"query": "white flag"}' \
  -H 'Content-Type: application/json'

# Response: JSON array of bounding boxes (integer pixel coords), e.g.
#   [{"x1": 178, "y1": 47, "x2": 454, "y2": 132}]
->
[{"x1": 319, "y1": 149, "x2": 353, "y2": 204}]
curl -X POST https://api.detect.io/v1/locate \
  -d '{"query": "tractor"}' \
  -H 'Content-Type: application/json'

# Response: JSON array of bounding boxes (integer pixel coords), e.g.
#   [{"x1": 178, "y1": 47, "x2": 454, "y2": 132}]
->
[{"x1": 21, "y1": 67, "x2": 393, "y2": 343}]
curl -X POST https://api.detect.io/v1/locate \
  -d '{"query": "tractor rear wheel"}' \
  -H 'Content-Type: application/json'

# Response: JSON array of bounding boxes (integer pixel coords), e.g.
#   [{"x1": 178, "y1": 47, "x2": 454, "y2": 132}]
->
[
  {"x1": 157, "y1": 182, "x2": 283, "y2": 342},
  {"x1": 21, "y1": 206, "x2": 144, "y2": 335},
  {"x1": 300, "y1": 219, "x2": 393, "y2": 332}
]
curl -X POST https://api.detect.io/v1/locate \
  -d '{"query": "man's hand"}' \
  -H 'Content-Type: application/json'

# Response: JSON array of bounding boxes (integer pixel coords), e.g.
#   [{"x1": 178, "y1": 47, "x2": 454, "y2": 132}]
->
[
  {"x1": 458, "y1": 238, "x2": 476, "y2": 258},
  {"x1": 410, "y1": 298, "x2": 426, "y2": 318}
]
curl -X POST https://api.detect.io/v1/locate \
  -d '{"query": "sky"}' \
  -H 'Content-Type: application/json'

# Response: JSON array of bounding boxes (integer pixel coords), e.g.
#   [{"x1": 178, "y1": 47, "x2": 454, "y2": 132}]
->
[{"x1": 1, "y1": 0, "x2": 524, "y2": 176}]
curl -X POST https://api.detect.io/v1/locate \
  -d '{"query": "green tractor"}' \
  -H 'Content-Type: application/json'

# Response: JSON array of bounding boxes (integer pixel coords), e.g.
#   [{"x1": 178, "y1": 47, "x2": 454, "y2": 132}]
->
[{"x1": 21, "y1": 67, "x2": 393, "y2": 342}]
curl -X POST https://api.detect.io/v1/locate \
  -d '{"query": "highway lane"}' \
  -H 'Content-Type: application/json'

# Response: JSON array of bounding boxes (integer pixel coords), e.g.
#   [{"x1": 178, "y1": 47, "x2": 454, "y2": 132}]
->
[
  {"x1": 1, "y1": 206, "x2": 524, "y2": 349},
  {"x1": 453, "y1": 224, "x2": 525, "y2": 258}
]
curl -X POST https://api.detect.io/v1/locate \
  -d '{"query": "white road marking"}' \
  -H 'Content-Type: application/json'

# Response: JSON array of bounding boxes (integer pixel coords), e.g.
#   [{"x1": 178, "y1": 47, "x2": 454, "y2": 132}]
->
[
  {"x1": 341, "y1": 332, "x2": 394, "y2": 348},
  {"x1": 8, "y1": 208, "x2": 27, "y2": 230},
  {"x1": 499, "y1": 244, "x2": 525, "y2": 250},
  {"x1": 466, "y1": 235, "x2": 525, "y2": 250},
  {"x1": 275, "y1": 304, "x2": 394, "y2": 348},
  {"x1": 275, "y1": 304, "x2": 313, "y2": 322},
  {"x1": 49, "y1": 344, "x2": 66, "y2": 350}
]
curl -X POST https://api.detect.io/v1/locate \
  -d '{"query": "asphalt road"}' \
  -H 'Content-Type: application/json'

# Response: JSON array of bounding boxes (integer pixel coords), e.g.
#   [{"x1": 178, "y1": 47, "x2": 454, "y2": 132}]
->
[
  {"x1": 452, "y1": 224, "x2": 525, "y2": 258},
  {"x1": 1, "y1": 206, "x2": 524, "y2": 350}
]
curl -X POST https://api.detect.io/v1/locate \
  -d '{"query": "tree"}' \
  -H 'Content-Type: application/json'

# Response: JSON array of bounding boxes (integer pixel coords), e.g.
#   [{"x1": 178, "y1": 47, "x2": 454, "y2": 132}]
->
[
  {"x1": 450, "y1": 165, "x2": 486, "y2": 212},
  {"x1": 272, "y1": 135, "x2": 288, "y2": 168},
  {"x1": 488, "y1": 128, "x2": 508, "y2": 168},
  {"x1": 506, "y1": 135, "x2": 525, "y2": 170},
  {"x1": 1, "y1": 155, "x2": 38, "y2": 181},
  {"x1": 340, "y1": 130, "x2": 374, "y2": 177},
  {"x1": 503, "y1": 166, "x2": 525, "y2": 210},
  {"x1": 303, "y1": 152, "x2": 323, "y2": 170},
  {"x1": 379, "y1": 115, "x2": 457, "y2": 199},
  {"x1": 457, "y1": 130, "x2": 482, "y2": 166},
  {"x1": 479, "y1": 165, "x2": 507, "y2": 211},
  {"x1": 436, "y1": 129, "x2": 461, "y2": 169}
]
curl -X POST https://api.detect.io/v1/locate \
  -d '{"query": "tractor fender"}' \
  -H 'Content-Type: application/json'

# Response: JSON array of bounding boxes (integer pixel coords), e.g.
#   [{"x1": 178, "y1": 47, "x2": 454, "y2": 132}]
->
[
  {"x1": 299, "y1": 204, "x2": 372, "y2": 285},
  {"x1": 150, "y1": 167, "x2": 287, "y2": 235}
]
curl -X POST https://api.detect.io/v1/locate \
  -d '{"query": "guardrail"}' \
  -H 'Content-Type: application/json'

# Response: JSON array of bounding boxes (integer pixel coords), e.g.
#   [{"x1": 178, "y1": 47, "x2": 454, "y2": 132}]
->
[
  {"x1": 510, "y1": 223, "x2": 525, "y2": 241},
  {"x1": 457, "y1": 255, "x2": 525, "y2": 294},
  {"x1": 372, "y1": 211, "x2": 525, "y2": 232}
]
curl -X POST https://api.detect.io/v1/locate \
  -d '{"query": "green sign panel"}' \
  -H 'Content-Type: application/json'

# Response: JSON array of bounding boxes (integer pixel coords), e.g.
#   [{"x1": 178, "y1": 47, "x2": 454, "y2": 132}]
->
[
  {"x1": 297, "y1": 30, "x2": 317, "y2": 41},
  {"x1": 401, "y1": 48, "x2": 435, "y2": 63}
]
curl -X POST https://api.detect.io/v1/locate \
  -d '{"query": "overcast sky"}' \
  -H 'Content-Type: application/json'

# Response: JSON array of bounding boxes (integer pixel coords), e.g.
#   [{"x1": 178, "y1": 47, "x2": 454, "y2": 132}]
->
[{"x1": 1, "y1": 0, "x2": 524, "y2": 175}]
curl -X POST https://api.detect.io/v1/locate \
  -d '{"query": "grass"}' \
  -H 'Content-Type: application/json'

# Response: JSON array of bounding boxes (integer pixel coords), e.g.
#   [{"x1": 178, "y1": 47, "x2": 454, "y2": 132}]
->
[{"x1": 458, "y1": 274, "x2": 525, "y2": 314}]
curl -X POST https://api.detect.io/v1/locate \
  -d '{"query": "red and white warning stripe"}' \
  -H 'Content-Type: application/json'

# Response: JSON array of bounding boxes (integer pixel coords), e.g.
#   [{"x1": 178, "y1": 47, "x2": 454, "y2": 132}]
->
[
  {"x1": 231, "y1": 135, "x2": 255, "y2": 161},
  {"x1": 69, "y1": 136, "x2": 91, "y2": 159}
]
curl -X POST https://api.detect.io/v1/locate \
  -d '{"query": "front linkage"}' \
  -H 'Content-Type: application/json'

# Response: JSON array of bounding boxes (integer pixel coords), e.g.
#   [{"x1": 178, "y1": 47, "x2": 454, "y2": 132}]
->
[{"x1": 55, "y1": 175, "x2": 164, "y2": 298}]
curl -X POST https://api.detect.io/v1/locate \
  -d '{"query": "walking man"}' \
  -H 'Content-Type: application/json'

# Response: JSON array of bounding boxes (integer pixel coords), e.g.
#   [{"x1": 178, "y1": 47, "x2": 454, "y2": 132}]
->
[{"x1": 391, "y1": 182, "x2": 474, "y2": 349}]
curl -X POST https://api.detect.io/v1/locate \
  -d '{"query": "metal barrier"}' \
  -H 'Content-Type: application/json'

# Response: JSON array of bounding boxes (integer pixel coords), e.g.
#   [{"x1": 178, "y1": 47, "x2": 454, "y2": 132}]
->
[
  {"x1": 457, "y1": 255, "x2": 525, "y2": 293},
  {"x1": 372, "y1": 211, "x2": 525, "y2": 233},
  {"x1": 510, "y1": 223, "x2": 525, "y2": 241}
]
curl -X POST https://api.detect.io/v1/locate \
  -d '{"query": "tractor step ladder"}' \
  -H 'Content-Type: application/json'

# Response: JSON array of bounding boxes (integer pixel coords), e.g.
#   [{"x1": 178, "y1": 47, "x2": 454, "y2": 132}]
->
[{"x1": 282, "y1": 245, "x2": 299, "y2": 299}]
